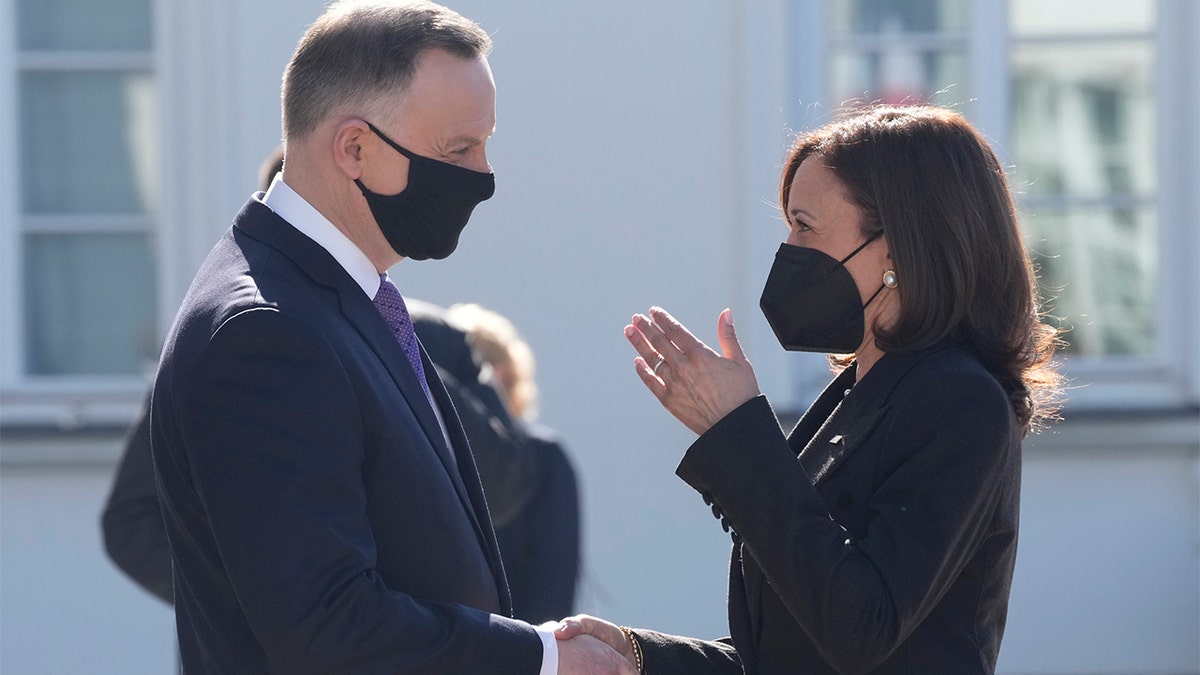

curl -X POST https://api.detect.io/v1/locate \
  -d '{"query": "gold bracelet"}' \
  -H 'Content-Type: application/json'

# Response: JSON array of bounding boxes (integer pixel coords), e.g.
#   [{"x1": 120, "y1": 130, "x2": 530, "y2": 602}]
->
[{"x1": 619, "y1": 626, "x2": 645, "y2": 674}]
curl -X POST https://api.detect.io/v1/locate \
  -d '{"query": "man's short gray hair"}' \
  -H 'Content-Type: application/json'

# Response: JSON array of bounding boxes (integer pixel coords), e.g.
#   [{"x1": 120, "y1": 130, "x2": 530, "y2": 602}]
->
[{"x1": 281, "y1": 0, "x2": 492, "y2": 141}]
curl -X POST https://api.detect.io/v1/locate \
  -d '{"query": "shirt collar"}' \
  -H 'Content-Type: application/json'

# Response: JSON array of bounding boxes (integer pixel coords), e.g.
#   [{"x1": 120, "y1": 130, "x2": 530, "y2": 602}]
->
[{"x1": 261, "y1": 174, "x2": 381, "y2": 298}]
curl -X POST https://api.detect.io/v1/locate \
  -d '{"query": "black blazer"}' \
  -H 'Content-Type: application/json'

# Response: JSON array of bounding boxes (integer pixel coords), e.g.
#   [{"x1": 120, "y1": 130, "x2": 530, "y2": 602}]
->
[
  {"x1": 150, "y1": 198, "x2": 542, "y2": 673},
  {"x1": 634, "y1": 343, "x2": 1021, "y2": 674}
]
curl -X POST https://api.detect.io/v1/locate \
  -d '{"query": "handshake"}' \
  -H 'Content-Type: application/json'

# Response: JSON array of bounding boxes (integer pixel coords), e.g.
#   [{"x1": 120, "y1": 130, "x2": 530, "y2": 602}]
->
[{"x1": 551, "y1": 614, "x2": 643, "y2": 675}]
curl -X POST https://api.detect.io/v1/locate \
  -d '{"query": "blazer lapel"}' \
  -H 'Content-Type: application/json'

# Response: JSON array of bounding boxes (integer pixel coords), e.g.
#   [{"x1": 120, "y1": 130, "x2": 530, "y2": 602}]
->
[
  {"x1": 788, "y1": 365, "x2": 856, "y2": 458},
  {"x1": 799, "y1": 403, "x2": 889, "y2": 486},
  {"x1": 793, "y1": 357, "x2": 903, "y2": 487}
]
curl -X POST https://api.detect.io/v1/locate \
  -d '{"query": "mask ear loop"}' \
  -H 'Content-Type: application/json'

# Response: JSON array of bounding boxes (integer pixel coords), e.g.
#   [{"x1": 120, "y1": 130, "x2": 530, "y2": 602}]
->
[
  {"x1": 837, "y1": 229, "x2": 884, "y2": 265},
  {"x1": 366, "y1": 121, "x2": 419, "y2": 160},
  {"x1": 862, "y1": 282, "x2": 887, "y2": 310},
  {"x1": 841, "y1": 230, "x2": 887, "y2": 309}
]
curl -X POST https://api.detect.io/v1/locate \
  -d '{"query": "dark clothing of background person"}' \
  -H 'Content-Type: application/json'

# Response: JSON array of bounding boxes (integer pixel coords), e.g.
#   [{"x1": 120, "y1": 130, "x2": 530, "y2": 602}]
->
[
  {"x1": 406, "y1": 299, "x2": 580, "y2": 620},
  {"x1": 405, "y1": 299, "x2": 542, "y2": 527},
  {"x1": 102, "y1": 402, "x2": 173, "y2": 603},
  {"x1": 495, "y1": 422, "x2": 581, "y2": 623},
  {"x1": 628, "y1": 342, "x2": 1021, "y2": 674},
  {"x1": 102, "y1": 300, "x2": 580, "y2": 620}
]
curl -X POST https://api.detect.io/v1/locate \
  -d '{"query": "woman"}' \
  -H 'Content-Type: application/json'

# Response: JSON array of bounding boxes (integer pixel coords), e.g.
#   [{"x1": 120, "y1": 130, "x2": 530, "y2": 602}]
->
[{"x1": 557, "y1": 105, "x2": 1062, "y2": 674}]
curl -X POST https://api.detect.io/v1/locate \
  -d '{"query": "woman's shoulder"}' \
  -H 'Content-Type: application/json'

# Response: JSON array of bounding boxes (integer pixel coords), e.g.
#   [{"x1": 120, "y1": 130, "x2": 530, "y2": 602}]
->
[{"x1": 885, "y1": 342, "x2": 1010, "y2": 417}]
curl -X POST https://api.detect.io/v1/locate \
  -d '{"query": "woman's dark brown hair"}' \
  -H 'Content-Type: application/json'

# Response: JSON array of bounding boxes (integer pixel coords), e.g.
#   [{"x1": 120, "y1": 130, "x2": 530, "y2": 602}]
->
[{"x1": 780, "y1": 105, "x2": 1063, "y2": 431}]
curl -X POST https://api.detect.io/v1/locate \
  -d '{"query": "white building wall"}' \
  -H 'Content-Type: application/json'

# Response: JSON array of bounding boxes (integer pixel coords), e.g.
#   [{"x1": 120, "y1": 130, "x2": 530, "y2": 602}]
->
[{"x1": 2, "y1": 2, "x2": 1197, "y2": 673}]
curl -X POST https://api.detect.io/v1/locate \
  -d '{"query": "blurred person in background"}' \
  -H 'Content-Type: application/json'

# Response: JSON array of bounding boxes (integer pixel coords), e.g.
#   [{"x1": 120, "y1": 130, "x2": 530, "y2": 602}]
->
[
  {"x1": 558, "y1": 105, "x2": 1064, "y2": 674},
  {"x1": 446, "y1": 302, "x2": 581, "y2": 623}
]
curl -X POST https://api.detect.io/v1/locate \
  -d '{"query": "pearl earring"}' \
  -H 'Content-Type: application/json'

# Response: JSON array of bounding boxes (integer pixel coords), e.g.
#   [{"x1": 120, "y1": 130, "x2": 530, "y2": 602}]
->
[{"x1": 882, "y1": 269, "x2": 898, "y2": 288}]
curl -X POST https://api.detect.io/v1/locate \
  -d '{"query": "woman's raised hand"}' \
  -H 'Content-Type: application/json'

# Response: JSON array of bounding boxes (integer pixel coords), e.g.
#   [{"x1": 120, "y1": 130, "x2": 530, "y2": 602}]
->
[{"x1": 624, "y1": 307, "x2": 760, "y2": 436}]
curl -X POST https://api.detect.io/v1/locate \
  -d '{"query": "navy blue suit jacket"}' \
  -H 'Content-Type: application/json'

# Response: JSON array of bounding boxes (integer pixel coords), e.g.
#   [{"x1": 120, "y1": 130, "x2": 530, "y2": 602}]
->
[{"x1": 150, "y1": 198, "x2": 542, "y2": 673}]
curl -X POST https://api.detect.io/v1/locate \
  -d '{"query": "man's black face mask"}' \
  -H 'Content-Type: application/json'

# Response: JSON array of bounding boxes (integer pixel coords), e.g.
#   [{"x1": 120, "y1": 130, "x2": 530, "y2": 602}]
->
[{"x1": 355, "y1": 121, "x2": 495, "y2": 260}]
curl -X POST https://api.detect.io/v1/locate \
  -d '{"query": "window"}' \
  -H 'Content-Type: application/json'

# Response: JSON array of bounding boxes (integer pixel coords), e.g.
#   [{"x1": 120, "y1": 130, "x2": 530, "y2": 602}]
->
[
  {"x1": 828, "y1": 0, "x2": 971, "y2": 110},
  {"x1": 1, "y1": 0, "x2": 159, "y2": 424},
  {"x1": 786, "y1": 0, "x2": 1196, "y2": 410},
  {"x1": 1009, "y1": 0, "x2": 1156, "y2": 358}
]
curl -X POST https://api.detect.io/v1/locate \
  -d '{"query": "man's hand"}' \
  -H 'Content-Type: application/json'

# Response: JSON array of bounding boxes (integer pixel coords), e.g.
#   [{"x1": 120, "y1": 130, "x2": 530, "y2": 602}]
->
[
  {"x1": 555, "y1": 615, "x2": 638, "y2": 672},
  {"x1": 557, "y1": 633, "x2": 637, "y2": 674}
]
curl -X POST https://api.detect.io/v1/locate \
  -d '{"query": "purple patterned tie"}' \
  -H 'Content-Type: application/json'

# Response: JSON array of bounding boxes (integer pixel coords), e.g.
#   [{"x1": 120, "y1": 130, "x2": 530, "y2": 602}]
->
[{"x1": 373, "y1": 275, "x2": 433, "y2": 404}]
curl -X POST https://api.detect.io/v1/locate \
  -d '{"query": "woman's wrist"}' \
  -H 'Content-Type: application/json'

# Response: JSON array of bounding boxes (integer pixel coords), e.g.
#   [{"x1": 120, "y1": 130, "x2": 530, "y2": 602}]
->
[{"x1": 619, "y1": 626, "x2": 644, "y2": 673}]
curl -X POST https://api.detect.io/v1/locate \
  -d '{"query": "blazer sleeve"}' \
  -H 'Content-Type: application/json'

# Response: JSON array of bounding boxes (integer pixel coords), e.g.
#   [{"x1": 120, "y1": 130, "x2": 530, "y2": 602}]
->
[
  {"x1": 101, "y1": 394, "x2": 173, "y2": 604},
  {"x1": 677, "y1": 368, "x2": 1016, "y2": 673},
  {"x1": 176, "y1": 307, "x2": 542, "y2": 674},
  {"x1": 631, "y1": 629, "x2": 742, "y2": 675}
]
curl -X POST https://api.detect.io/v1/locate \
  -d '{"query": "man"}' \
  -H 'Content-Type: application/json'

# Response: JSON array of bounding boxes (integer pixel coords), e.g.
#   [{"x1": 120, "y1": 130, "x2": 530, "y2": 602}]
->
[{"x1": 150, "y1": 2, "x2": 631, "y2": 672}]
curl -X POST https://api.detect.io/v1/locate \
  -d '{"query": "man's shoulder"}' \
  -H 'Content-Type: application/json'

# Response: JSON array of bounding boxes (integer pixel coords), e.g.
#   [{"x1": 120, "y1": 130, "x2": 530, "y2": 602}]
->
[{"x1": 167, "y1": 219, "x2": 329, "y2": 355}]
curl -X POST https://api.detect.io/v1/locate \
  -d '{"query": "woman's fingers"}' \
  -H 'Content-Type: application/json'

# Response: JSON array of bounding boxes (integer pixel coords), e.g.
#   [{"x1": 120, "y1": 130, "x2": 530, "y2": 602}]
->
[
  {"x1": 624, "y1": 306, "x2": 762, "y2": 436},
  {"x1": 648, "y1": 306, "x2": 710, "y2": 356},
  {"x1": 716, "y1": 309, "x2": 748, "y2": 364}
]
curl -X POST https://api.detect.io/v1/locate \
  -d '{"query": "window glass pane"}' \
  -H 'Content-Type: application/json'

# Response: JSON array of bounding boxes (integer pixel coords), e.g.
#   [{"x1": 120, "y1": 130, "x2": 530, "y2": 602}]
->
[
  {"x1": 1011, "y1": 0, "x2": 1153, "y2": 36},
  {"x1": 1024, "y1": 206, "x2": 1156, "y2": 357},
  {"x1": 17, "y1": 0, "x2": 152, "y2": 51},
  {"x1": 1011, "y1": 42, "x2": 1155, "y2": 198},
  {"x1": 20, "y1": 71, "x2": 159, "y2": 214},
  {"x1": 831, "y1": 48, "x2": 968, "y2": 107},
  {"x1": 831, "y1": 0, "x2": 968, "y2": 34},
  {"x1": 23, "y1": 233, "x2": 158, "y2": 375}
]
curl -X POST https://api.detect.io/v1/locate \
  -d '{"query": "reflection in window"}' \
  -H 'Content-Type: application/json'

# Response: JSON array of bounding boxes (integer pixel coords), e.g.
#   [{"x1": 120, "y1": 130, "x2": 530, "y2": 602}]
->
[
  {"x1": 20, "y1": 72, "x2": 159, "y2": 215},
  {"x1": 831, "y1": 0, "x2": 967, "y2": 34},
  {"x1": 24, "y1": 233, "x2": 159, "y2": 375},
  {"x1": 1010, "y1": 0, "x2": 1153, "y2": 35},
  {"x1": 828, "y1": 0, "x2": 969, "y2": 109},
  {"x1": 1012, "y1": 43, "x2": 1155, "y2": 199},
  {"x1": 1012, "y1": 19, "x2": 1157, "y2": 357},
  {"x1": 17, "y1": 0, "x2": 153, "y2": 51},
  {"x1": 15, "y1": 0, "x2": 159, "y2": 378},
  {"x1": 1024, "y1": 207, "x2": 1156, "y2": 357}
]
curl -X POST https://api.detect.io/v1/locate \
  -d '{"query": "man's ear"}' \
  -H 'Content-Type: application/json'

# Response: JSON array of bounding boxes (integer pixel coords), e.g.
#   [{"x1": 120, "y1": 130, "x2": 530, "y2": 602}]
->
[{"x1": 331, "y1": 119, "x2": 370, "y2": 180}]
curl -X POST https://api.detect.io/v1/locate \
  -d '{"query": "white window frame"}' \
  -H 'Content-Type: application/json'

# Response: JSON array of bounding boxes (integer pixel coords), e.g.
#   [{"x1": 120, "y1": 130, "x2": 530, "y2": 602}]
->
[
  {"x1": 769, "y1": 0, "x2": 1199, "y2": 413},
  {"x1": 1, "y1": 0, "x2": 261, "y2": 433},
  {"x1": 0, "y1": 0, "x2": 164, "y2": 429}
]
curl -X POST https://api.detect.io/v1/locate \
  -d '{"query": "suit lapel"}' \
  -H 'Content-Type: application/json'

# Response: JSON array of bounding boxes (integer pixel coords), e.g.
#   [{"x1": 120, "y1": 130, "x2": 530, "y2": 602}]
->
[
  {"x1": 338, "y1": 290, "x2": 457, "y2": 470},
  {"x1": 233, "y1": 201, "x2": 498, "y2": 572}
]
